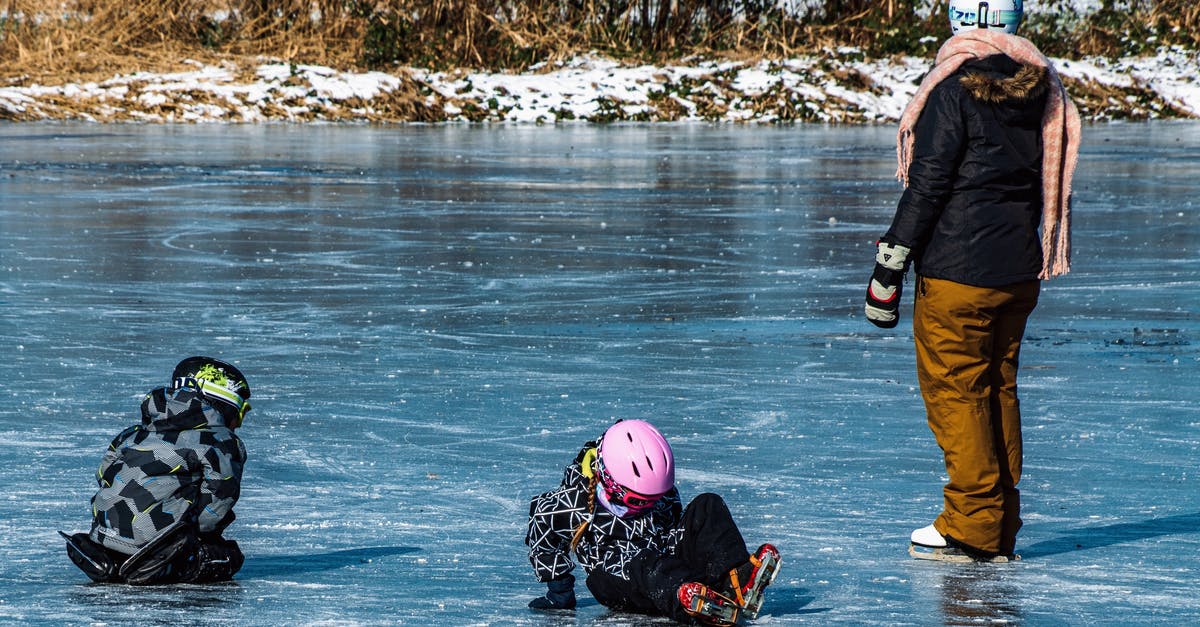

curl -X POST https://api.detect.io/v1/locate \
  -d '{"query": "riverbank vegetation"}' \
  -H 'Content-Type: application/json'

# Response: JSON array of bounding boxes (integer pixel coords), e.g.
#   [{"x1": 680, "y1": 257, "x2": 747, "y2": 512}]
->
[{"x1": 1, "y1": 0, "x2": 1197, "y2": 83}]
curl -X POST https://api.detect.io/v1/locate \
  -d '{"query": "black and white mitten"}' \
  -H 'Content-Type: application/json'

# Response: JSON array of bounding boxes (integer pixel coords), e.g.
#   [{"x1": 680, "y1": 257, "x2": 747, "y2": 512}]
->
[{"x1": 865, "y1": 241, "x2": 911, "y2": 329}]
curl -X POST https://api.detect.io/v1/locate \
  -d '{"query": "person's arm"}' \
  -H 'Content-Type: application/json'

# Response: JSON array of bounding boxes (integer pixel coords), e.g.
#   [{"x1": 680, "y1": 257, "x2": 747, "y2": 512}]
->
[
  {"x1": 867, "y1": 82, "x2": 966, "y2": 328},
  {"x1": 194, "y1": 434, "x2": 246, "y2": 535},
  {"x1": 526, "y1": 484, "x2": 580, "y2": 579},
  {"x1": 525, "y1": 486, "x2": 581, "y2": 609},
  {"x1": 886, "y1": 83, "x2": 966, "y2": 250},
  {"x1": 95, "y1": 425, "x2": 139, "y2": 489}
]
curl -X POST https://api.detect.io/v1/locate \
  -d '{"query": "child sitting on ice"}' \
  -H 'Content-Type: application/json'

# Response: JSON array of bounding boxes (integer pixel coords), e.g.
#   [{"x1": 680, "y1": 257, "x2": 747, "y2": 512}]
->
[
  {"x1": 524, "y1": 419, "x2": 781, "y2": 625},
  {"x1": 62, "y1": 357, "x2": 250, "y2": 585}
]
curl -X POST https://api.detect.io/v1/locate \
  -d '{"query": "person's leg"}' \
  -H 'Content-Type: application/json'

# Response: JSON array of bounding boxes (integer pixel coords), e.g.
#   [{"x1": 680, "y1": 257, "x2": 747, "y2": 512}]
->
[
  {"x1": 988, "y1": 280, "x2": 1039, "y2": 555},
  {"x1": 617, "y1": 493, "x2": 752, "y2": 620},
  {"x1": 603, "y1": 552, "x2": 696, "y2": 621},
  {"x1": 119, "y1": 527, "x2": 198, "y2": 585},
  {"x1": 62, "y1": 532, "x2": 125, "y2": 583},
  {"x1": 672, "y1": 493, "x2": 751, "y2": 582},
  {"x1": 184, "y1": 537, "x2": 245, "y2": 583},
  {"x1": 914, "y1": 277, "x2": 1006, "y2": 554},
  {"x1": 672, "y1": 494, "x2": 778, "y2": 622}
]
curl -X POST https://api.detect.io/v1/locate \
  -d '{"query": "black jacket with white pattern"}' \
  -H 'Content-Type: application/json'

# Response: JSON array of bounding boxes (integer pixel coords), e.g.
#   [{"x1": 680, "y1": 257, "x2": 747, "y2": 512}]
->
[{"x1": 525, "y1": 442, "x2": 683, "y2": 583}]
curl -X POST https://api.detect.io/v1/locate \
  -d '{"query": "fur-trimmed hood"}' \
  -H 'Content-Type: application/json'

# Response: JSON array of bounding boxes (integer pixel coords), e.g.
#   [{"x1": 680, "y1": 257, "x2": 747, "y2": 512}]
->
[{"x1": 960, "y1": 58, "x2": 1048, "y2": 104}]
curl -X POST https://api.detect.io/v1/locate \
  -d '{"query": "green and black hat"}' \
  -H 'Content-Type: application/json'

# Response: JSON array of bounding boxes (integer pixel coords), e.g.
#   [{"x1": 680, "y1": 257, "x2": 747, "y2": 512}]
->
[{"x1": 171, "y1": 356, "x2": 251, "y2": 427}]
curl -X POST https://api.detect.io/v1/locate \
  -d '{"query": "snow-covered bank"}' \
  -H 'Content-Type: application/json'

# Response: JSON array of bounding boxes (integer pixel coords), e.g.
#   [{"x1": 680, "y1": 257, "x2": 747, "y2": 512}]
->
[{"x1": 1, "y1": 47, "x2": 1197, "y2": 123}]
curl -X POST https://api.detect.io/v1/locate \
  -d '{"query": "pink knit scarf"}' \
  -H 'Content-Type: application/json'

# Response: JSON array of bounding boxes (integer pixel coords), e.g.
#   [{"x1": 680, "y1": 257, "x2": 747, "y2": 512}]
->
[{"x1": 896, "y1": 30, "x2": 1081, "y2": 279}]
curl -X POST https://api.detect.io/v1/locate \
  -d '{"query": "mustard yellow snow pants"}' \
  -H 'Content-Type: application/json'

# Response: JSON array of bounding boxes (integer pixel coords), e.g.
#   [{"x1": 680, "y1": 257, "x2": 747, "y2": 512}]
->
[{"x1": 913, "y1": 276, "x2": 1040, "y2": 556}]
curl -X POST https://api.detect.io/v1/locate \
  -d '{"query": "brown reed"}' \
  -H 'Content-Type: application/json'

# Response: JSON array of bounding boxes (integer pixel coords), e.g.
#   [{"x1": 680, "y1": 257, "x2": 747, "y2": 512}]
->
[{"x1": 0, "y1": 0, "x2": 1193, "y2": 85}]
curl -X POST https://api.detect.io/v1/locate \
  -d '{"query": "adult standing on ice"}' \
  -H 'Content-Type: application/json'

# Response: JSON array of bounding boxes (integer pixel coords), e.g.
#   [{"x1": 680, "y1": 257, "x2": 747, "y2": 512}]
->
[{"x1": 864, "y1": 0, "x2": 1080, "y2": 561}]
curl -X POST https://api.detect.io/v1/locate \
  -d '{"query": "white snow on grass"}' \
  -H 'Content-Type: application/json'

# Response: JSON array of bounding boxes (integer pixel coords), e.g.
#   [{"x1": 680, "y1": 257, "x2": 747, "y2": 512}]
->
[
  {"x1": 1057, "y1": 46, "x2": 1200, "y2": 117},
  {"x1": 1, "y1": 47, "x2": 1197, "y2": 123}
]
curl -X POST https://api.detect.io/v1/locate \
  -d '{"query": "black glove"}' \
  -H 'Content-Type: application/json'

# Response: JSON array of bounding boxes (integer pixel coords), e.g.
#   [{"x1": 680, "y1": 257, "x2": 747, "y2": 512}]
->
[
  {"x1": 529, "y1": 574, "x2": 576, "y2": 610},
  {"x1": 865, "y1": 240, "x2": 911, "y2": 329}
]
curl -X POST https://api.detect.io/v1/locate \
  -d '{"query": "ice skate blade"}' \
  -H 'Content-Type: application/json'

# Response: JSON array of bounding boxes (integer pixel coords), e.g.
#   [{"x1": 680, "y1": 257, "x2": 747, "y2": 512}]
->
[
  {"x1": 909, "y1": 543, "x2": 1020, "y2": 564},
  {"x1": 741, "y1": 549, "x2": 781, "y2": 620},
  {"x1": 683, "y1": 586, "x2": 739, "y2": 626},
  {"x1": 688, "y1": 600, "x2": 738, "y2": 626}
]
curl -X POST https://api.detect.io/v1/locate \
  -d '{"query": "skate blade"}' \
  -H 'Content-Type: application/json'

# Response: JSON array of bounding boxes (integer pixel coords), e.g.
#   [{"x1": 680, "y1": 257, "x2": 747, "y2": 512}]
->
[
  {"x1": 687, "y1": 591, "x2": 739, "y2": 626},
  {"x1": 60, "y1": 531, "x2": 105, "y2": 571},
  {"x1": 740, "y1": 551, "x2": 782, "y2": 619},
  {"x1": 909, "y1": 543, "x2": 1020, "y2": 564}
]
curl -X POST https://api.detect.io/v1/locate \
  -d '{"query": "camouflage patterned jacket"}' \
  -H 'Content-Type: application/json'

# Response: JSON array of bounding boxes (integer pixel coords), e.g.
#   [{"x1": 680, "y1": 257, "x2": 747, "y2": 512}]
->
[
  {"x1": 89, "y1": 386, "x2": 247, "y2": 555},
  {"x1": 525, "y1": 442, "x2": 683, "y2": 583}
]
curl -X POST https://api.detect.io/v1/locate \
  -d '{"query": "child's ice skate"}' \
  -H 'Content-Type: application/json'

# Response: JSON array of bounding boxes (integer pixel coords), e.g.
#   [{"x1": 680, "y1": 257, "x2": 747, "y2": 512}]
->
[
  {"x1": 729, "y1": 544, "x2": 781, "y2": 619},
  {"x1": 679, "y1": 543, "x2": 782, "y2": 625},
  {"x1": 60, "y1": 531, "x2": 120, "y2": 583},
  {"x1": 678, "y1": 581, "x2": 740, "y2": 626}
]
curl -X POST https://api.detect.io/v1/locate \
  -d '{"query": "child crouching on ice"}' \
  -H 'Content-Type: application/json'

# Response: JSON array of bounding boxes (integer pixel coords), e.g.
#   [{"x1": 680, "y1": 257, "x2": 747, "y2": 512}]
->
[
  {"x1": 525, "y1": 419, "x2": 780, "y2": 625},
  {"x1": 62, "y1": 357, "x2": 250, "y2": 585}
]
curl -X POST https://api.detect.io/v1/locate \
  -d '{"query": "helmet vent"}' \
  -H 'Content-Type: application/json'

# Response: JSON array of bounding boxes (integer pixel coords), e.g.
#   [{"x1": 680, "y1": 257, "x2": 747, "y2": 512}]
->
[{"x1": 631, "y1": 462, "x2": 641, "y2": 477}]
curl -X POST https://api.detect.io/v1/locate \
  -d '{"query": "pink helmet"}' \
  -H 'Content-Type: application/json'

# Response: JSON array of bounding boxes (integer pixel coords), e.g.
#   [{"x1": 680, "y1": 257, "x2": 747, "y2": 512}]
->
[{"x1": 597, "y1": 420, "x2": 675, "y2": 500}]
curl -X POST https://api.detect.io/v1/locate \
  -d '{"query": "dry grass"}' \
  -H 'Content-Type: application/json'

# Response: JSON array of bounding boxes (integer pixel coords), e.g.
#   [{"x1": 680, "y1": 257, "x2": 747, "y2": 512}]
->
[
  {"x1": 0, "y1": 1, "x2": 942, "y2": 83},
  {"x1": 0, "y1": 0, "x2": 369, "y2": 82},
  {"x1": 0, "y1": 0, "x2": 1195, "y2": 86}
]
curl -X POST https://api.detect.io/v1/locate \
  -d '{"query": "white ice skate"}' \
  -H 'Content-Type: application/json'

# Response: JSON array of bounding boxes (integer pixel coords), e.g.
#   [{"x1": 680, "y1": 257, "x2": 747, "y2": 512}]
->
[{"x1": 908, "y1": 525, "x2": 1018, "y2": 563}]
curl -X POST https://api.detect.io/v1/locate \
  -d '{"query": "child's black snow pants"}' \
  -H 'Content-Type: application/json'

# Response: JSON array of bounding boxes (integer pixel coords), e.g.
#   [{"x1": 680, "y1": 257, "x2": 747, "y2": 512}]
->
[{"x1": 585, "y1": 492, "x2": 750, "y2": 622}]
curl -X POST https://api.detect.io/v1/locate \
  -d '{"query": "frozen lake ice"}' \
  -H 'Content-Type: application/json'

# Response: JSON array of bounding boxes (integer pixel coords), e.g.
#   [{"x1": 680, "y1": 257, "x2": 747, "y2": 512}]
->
[{"x1": 0, "y1": 122, "x2": 1197, "y2": 625}]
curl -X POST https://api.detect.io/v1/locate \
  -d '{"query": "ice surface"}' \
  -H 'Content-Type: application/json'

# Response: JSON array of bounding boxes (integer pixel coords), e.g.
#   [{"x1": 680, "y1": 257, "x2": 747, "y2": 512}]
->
[{"x1": 1, "y1": 122, "x2": 1197, "y2": 625}]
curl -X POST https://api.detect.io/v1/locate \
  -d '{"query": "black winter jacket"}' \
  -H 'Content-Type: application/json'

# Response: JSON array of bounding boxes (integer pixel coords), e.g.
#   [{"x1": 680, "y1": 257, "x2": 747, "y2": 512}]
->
[{"x1": 886, "y1": 54, "x2": 1050, "y2": 287}]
